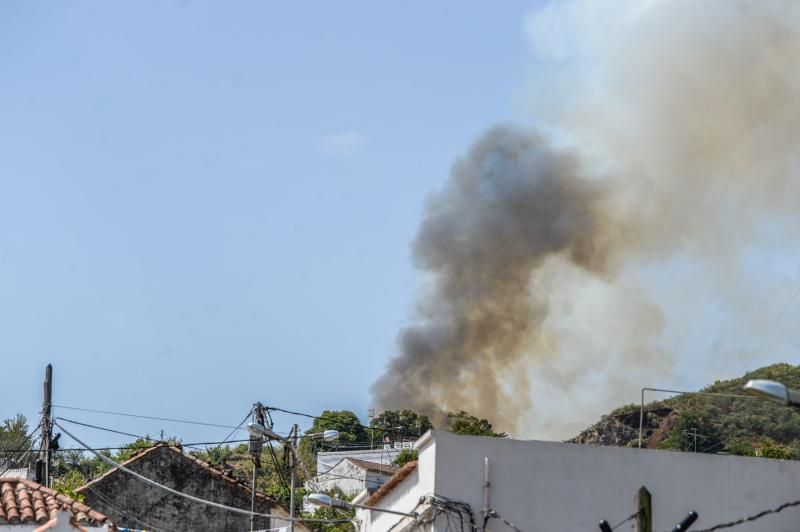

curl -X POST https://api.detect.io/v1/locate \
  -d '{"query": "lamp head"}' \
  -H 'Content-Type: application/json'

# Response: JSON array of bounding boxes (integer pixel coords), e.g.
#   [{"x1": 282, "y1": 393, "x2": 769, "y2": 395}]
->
[
  {"x1": 743, "y1": 379, "x2": 790, "y2": 405},
  {"x1": 322, "y1": 430, "x2": 340, "y2": 442},
  {"x1": 307, "y1": 493, "x2": 348, "y2": 509}
]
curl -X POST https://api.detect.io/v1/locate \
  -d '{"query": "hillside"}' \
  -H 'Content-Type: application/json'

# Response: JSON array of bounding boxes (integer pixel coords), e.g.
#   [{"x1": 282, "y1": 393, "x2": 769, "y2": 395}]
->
[{"x1": 571, "y1": 363, "x2": 800, "y2": 458}]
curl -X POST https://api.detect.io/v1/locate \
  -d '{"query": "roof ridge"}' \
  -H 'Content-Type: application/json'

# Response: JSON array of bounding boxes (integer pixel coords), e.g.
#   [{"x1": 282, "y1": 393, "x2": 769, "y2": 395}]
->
[
  {"x1": 75, "y1": 444, "x2": 281, "y2": 505},
  {"x1": 364, "y1": 461, "x2": 418, "y2": 507}
]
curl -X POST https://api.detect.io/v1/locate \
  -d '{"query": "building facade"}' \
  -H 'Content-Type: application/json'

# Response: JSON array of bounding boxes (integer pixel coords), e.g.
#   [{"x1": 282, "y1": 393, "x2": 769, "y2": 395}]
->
[
  {"x1": 77, "y1": 445, "x2": 296, "y2": 532},
  {"x1": 356, "y1": 430, "x2": 800, "y2": 532}
]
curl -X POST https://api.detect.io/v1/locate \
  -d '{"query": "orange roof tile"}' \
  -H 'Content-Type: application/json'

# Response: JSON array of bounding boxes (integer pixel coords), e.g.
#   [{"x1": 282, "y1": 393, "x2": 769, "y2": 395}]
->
[
  {"x1": 365, "y1": 461, "x2": 418, "y2": 506},
  {"x1": 0, "y1": 478, "x2": 111, "y2": 526}
]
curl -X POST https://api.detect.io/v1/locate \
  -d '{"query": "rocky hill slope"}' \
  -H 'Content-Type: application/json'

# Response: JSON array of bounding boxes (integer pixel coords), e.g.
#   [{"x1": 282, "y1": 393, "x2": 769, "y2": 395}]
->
[{"x1": 570, "y1": 363, "x2": 800, "y2": 458}]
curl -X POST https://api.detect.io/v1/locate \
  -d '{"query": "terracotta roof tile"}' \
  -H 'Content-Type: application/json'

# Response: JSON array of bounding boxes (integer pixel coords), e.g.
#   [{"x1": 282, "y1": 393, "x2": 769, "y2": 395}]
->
[
  {"x1": 0, "y1": 478, "x2": 111, "y2": 526},
  {"x1": 365, "y1": 461, "x2": 418, "y2": 507}
]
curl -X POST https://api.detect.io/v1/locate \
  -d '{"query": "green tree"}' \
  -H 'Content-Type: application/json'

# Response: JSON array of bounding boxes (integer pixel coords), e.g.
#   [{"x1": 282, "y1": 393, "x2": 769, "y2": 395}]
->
[
  {"x1": 0, "y1": 414, "x2": 32, "y2": 451},
  {"x1": 392, "y1": 449, "x2": 418, "y2": 466},
  {"x1": 370, "y1": 410, "x2": 432, "y2": 441},
  {"x1": 659, "y1": 411, "x2": 721, "y2": 453},
  {"x1": 299, "y1": 411, "x2": 368, "y2": 474},
  {"x1": 53, "y1": 469, "x2": 87, "y2": 502},
  {"x1": 0, "y1": 414, "x2": 34, "y2": 469},
  {"x1": 756, "y1": 439, "x2": 792, "y2": 460},
  {"x1": 445, "y1": 411, "x2": 506, "y2": 437},
  {"x1": 301, "y1": 505, "x2": 355, "y2": 532}
]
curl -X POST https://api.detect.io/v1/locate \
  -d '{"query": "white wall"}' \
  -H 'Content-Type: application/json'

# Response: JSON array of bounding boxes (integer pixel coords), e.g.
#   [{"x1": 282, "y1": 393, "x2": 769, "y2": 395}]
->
[
  {"x1": 362, "y1": 430, "x2": 800, "y2": 532},
  {"x1": 316, "y1": 459, "x2": 368, "y2": 496},
  {"x1": 317, "y1": 448, "x2": 404, "y2": 477},
  {"x1": 358, "y1": 433, "x2": 436, "y2": 532}
]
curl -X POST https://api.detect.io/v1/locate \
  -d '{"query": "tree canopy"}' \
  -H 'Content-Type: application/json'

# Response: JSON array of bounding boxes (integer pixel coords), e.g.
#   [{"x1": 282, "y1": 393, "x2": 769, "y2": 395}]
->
[
  {"x1": 370, "y1": 409, "x2": 433, "y2": 440},
  {"x1": 445, "y1": 411, "x2": 507, "y2": 437}
]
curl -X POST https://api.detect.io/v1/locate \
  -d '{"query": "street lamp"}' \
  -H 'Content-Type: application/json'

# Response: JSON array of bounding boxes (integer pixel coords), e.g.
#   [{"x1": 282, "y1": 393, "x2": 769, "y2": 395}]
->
[
  {"x1": 743, "y1": 379, "x2": 800, "y2": 407},
  {"x1": 247, "y1": 422, "x2": 283, "y2": 440},
  {"x1": 304, "y1": 430, "x2": 340, "y2": 442},
  {"x1": 307, "y1": 493, "x2": 419, "y2": 519}
]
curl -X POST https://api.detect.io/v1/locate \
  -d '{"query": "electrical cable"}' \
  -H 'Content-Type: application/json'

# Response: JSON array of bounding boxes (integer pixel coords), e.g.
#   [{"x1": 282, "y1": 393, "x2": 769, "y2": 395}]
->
[
  {"x1": 0, "y1": 424, "x2": 41, "y2": 478},
  {"x1": 611, "y1": 510, "x2": 640, "y2": 530},
  {"x1": 693, "y1": 499, "x2": 800, "y2": 531},
  {"x1": 54, "y1": 420, "x2": 356, "y2": 524},
  {"x1": 741, "y1": 282, "x2": 800, "y2": 371},
  {"x1": 52, "y1": 404, "x2": 245, "y2": 430},
  {"x1": 0, "y1": 439, "x2": 253, "y2": 454},
  {"x1": 265, "y1": 406, "x2": 423, "y2": 440},
  {"x1": 82, "y1": 484, "x2": 167, "y2": 532},
  {"x1": 56, "y1": 417, "x2": 156, "y2": 442},
  {"x1": 210, "y1": 408, "x2": 254, "y2": 456},
  {"x1": 486, "y1": 510, "x2": 524, "y2": 532}
]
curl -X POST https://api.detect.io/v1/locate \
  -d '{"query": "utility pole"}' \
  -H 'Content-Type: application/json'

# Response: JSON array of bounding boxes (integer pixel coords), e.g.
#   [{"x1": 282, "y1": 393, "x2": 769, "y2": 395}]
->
[
  {"x1": 40, "y1": 364, "x2": 52, "y2": 488},
  {"x1": 288, "y1": 423, "x2": 299, "y2": 532},
  {"x1": 636, "y1": 486, "x2": 652, "y2": 532},
  {"x1": 368, "y1": 409, "x2": 375, "y2": 450},
  {"x1": 249, "y1": 403, "x2": 265, "y2": 532}
]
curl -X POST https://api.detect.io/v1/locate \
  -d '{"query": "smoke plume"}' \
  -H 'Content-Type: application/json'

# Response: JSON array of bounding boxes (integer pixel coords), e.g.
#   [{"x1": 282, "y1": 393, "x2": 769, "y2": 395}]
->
[{"x1": 372, "y1": 0, "x2": 800, "y2": 437}]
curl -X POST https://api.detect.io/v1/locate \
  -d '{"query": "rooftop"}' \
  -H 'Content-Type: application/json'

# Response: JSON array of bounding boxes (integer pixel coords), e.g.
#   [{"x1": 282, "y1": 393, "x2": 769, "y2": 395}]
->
[{"x1": 0, "y1": 478, "x2": 111, "y2": 527}]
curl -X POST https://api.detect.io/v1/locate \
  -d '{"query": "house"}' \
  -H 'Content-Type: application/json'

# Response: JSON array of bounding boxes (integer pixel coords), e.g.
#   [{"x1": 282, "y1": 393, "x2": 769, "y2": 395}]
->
[
  {"x1": 76, "y1": 444, "x2": 302, "y2": 532},
  {"x1": 315, "y1": 441, "x2": 414, "y2": 481},
  {"x1": 0, "y1": 477, "x2": 112, "y2": 530},
  {"x1": 315, "y1": 458, "x2": 399, "y2": 497},
  {"x1": 355, "y1": 430, "x2": 800, "y2": 531}
]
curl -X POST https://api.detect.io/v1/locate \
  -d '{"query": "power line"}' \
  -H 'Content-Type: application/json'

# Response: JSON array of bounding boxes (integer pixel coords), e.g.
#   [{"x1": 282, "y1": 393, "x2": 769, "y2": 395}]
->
[
  {"x1": 83, "y1": 484, "x2": 167, "y2": 532},
  {"x1": 56, "y1": 417, "x2": 155, "y2": 442},
  {"x1": 741, "y1": 282, "x2": 800, "y2": 371},
  {"x1": 211, "y1": 408, "x2": 253, "y2": 455},
  {"x1": 694, "y1": 499, "x2": 800, "y2": 531},
  {"x1": 54, "y1": 420, "x2": 356, "y2": 524},
  {"x1": 0, "y1": 424, "x2": 41, "y2": 478},
  {"x1": 266, "y1": 405, "x2": 423, "y2": 440},
  {"x1": 0, "y1": 439, "x2": 254, "y2": 454},
  {"x1": 52, "y1": 404, "x2": 245, "y2": 430}
]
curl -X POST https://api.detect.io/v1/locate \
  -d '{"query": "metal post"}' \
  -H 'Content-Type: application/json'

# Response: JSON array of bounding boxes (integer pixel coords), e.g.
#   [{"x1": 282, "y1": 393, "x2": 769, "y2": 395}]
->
[
  {"x1": 41, "y1": 364, "x2": 52, "y2": 488},
  {"x1": 481, "y1": 457, "x2": 491, "y2": 530},
  {"x1": 639, "y1": 388, "x2": 645, "y2": 448},
  {"x1": 289, "y1": 424, "x2": 299, "y2": 532}
]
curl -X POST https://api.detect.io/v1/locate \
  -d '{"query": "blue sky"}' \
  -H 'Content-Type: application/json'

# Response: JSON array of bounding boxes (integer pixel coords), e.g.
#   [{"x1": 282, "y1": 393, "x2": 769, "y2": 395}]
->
[{"x1": 0, "y1": 2, "x2": 536, "y2": 446}]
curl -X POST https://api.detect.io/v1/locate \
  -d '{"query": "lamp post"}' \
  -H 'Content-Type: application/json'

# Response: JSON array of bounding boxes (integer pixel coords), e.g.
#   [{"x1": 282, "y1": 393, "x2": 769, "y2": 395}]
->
[
  {"x1": 743, "y1": 379, "x2": 800, "y2": 407},
  {"x1": 288, "y1": 429, "x2": 339, "y2": 532},
  {"x1": 307, "y1": 493, "x2": 419, "y2": 519},
  {"x1": 247, "y1": 420, "x2": 339, "y2": 532}
]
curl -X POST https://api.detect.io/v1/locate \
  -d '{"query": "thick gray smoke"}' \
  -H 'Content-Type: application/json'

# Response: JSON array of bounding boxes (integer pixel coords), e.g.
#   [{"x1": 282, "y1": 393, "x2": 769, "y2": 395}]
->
[
  {"x1": 372, "y1": 0, "x2": 800, "y2": 436},
  {"x1": 371, "y1": 128, "x2": 633, "y2": 431}
]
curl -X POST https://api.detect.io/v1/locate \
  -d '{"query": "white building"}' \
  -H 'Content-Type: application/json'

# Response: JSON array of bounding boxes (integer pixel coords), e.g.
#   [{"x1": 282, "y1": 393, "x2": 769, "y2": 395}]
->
[
  {"x1": 354, "y1": 430, "x2": 800, "y2": 532},
  {"x1": 315, "y1": 458, "x2": 400, "y2": 498},
  {"x1": 316, "y1": 442, "x2": 414, "y2": 479}
]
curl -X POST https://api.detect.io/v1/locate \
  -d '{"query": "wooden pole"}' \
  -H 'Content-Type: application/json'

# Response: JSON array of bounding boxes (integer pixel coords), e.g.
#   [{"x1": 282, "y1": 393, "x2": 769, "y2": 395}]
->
[
  {"x1": 41, "y1": 364, "x2": 52, "y2": 487},
  {"x1": 636, "y1": 486, "x2": 652, "y2": 532}
]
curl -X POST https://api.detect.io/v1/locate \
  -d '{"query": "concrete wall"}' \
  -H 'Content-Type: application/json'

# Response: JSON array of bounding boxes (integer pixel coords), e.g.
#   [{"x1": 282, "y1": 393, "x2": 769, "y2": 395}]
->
[
  {"x1": 435, "y1": 430, "x2": 800, "y2": 532},
  {"x1": 361, "y1": 430, "x2": 800, "y2": 532},
  {"x1": 363, "y1": 435, "x2": 436, "y2": 532},
  {"x1": 317, "y1": 459, "x2": 368, "y2": 496},
  {"x1": 78, "y1": 446, "x2": 291, "y2": 532}
]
